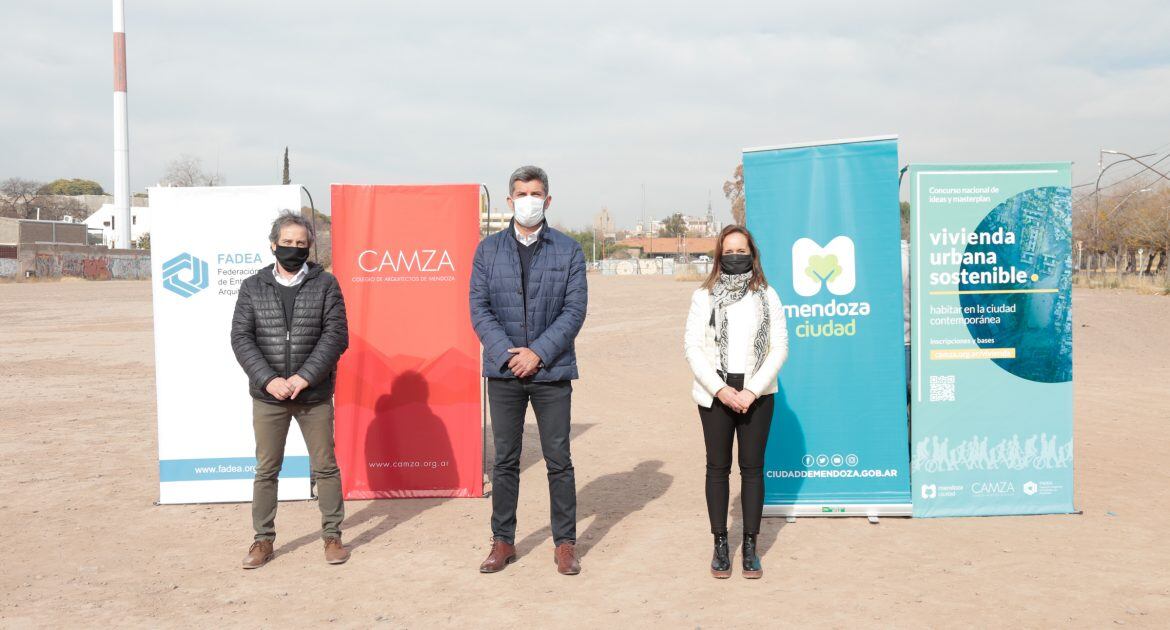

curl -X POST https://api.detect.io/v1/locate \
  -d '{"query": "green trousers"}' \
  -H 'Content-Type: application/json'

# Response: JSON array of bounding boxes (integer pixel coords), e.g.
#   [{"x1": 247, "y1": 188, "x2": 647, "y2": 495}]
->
[{"x1": 251, "y1": 398, "x2": 344, "y2": 541}]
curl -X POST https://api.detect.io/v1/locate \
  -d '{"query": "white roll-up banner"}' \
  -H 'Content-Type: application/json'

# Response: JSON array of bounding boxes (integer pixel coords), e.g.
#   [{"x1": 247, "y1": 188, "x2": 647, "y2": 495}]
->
[{"x1": 150, "y1": 185, "x2": 311, "y2": 504}]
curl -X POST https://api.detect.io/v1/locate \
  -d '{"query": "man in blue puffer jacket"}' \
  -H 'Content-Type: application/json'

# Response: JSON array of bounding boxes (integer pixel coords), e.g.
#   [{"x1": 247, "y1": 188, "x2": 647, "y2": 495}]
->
[{"x1": 470, "y1": 165, "x2": 588, "y2": 576}]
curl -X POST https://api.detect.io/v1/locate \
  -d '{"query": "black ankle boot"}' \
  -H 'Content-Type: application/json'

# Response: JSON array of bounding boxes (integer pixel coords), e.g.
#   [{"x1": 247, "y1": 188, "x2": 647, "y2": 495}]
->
[
  {"x1": 711, "y1": 533, "x2": 731, "y2": 578},
  {"x1": 742, "y1": 533, "x2": 762, "y2": 579}
]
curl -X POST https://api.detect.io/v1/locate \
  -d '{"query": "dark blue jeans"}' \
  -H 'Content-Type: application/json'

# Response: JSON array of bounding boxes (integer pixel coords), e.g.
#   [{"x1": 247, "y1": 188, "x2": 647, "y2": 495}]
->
[{"x1": 487, "y1": 378, "x2": 576, "y2": 545}]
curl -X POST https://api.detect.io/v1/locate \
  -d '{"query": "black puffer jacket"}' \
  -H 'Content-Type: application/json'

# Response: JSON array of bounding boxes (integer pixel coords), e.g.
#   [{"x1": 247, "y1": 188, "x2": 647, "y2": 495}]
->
[{"x1": 230, "y1": 263, "x2": 349, "y2": 404}]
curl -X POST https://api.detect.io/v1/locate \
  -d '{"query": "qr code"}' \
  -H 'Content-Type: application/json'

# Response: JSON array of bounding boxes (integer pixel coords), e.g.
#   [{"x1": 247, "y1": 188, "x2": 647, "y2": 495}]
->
[{"x1": 929, "y1": 375, "x2": 956, "y2": 402}]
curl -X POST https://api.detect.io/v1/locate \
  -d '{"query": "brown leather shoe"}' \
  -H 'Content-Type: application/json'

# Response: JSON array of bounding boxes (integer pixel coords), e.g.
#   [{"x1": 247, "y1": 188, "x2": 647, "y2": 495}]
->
[
  {"x1": 324, "y1": 537, "x2": 350, "y2": 565},
  {"x1": 479, "y1": 538, "x2": 516, "y2": 573},
  {"x1": 242, "y1": 540, "x2": 274, "y2": 569},
  {"x1": 555, "y1": 542, "x2": 581, "y2": 575}
]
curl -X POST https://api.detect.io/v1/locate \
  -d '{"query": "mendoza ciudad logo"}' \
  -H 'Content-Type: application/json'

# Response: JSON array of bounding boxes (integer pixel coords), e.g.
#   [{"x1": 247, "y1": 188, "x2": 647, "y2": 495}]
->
[
  {"x1": 161, "y1": 252, "x2": 209, "y2": 298},
  {"x1": 786, "y1": 236, "x2": 871, "y2": 338}
]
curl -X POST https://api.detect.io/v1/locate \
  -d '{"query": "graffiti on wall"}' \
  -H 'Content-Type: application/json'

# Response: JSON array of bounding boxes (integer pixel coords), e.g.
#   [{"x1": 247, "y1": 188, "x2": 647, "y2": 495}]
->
[{"x1": 28, "y1": 251, "x2": 151, "y2": 281}]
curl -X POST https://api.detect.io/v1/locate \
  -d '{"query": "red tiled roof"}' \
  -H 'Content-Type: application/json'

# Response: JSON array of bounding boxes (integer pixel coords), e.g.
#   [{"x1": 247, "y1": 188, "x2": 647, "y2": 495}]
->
[{"x1": 617, "y1": 237, "x2": 716, "y2": 256}]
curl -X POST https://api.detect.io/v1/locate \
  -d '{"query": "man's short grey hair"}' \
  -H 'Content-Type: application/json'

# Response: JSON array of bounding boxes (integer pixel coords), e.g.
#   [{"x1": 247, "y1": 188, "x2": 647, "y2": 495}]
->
[
  {"x1": 268, "y1": 210, "x2": 315, "y2": 244},
  {"x1": 508, "y1": 165, "x2": 549, "y2": 196}
]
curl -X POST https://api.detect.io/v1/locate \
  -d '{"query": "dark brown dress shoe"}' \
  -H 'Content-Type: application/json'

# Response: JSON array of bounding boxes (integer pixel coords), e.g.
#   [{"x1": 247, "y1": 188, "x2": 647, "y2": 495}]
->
[
  {"x1": 555, "y1": 542, "x2": 581, "y2": 575},
  {"x1": 242, "y1": 540, "x2": 274, "y2": 569},
  {"x1": 479, "y1": 538, "x2": 516, "y2": 573},
  {"x1": 324, "y1": 537, "x2": 350, "y2": 565}
]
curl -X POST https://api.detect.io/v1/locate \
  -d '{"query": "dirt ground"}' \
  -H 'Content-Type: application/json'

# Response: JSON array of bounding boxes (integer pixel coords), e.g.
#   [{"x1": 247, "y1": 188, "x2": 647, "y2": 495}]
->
[{"x1": 1, "y1": 277, "x2": 1168, "y2": 628}]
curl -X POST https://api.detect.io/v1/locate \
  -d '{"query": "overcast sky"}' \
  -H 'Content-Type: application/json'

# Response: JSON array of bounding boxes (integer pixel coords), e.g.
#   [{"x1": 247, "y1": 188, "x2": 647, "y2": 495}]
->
[{"x1": 3, "y1": 1, "x2": 1168, "y2": 228}]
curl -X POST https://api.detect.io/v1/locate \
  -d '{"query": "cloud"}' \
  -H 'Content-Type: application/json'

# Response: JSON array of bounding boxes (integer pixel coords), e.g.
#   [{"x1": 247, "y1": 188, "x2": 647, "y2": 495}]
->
[{"x1": 2, "y1": 1, "x2": 1168, "y2": 228}]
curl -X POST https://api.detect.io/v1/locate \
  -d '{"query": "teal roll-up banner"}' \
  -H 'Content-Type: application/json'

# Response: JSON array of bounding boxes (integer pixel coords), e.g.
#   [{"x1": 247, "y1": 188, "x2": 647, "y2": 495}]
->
[
  {"x1": 909, "y1": 163, "x2": 1075, "y2": 517},
  {"x1": 744, "y1": 136, "x2": 911, "y2": 516}
]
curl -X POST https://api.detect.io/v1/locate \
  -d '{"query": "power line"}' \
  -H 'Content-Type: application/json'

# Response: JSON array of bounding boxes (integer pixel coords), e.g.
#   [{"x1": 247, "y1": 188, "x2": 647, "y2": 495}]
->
[{"x1": 1073, "y1": 147, "x2": 1170, "y2": 191}]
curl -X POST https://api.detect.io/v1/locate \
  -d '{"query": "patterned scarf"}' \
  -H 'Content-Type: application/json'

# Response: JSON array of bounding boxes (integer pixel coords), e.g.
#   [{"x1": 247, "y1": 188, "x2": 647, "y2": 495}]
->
[{"x1": 710, "y1": 271, "x2": 770, "y2": 375}]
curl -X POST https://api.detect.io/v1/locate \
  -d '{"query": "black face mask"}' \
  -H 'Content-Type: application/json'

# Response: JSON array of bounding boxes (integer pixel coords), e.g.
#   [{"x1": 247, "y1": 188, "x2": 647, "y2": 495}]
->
[
  {"x1": 720, "y1": 253, "x2": 753, "y2": 275},
  {"x1": 274, "y1": 245, "x2": 311, "y2": 272}
]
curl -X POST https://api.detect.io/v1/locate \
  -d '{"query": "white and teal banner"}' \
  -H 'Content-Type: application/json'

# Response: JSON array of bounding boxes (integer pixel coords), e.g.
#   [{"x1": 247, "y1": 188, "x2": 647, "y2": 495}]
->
[
  {"x1": 745, "y1": 136, "x2": 911, "y2": 516},
  {"x1": 151, "y1": 185, "x2": 311, "y2": 504},
  {"x1": 909, "y1": 163, "x2": 1075, "y2": 517}
]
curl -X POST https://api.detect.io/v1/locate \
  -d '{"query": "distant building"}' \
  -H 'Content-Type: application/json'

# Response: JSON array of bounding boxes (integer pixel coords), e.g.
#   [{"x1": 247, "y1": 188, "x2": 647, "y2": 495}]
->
[
  {"x1": 634, "y1": 210, "x2": 721, "y2": 238},
  {"x1": 45, "y1": 194, "x2": 147, "y2": 216},
  {"x1": 0, "y1": 217, "x2": 89, "y2": 259},
  {"x1": 593, "y1": 207, "x2": 616, "y2": 239},
  {"x1": 84, "y1": 203, "x2": 149, "y2": 249},
  {"x1": 634, "y1": 219, "x2": 664, "y2": 237},
  {"x1": 616, "y1": 236, "x2": 716, "y2": 261},
  {"x1": 481, "y1": 207, "x2": 513, "y2": 233},
  {"x1": 683, "y1": 201, "x2": 722, "y2": 237}
]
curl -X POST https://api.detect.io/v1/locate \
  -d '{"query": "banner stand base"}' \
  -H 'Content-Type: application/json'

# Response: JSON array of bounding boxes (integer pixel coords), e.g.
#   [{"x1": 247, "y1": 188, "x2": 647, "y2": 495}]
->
[{"x1": 764, "y1": 504, "x2": 912, "y2": 518}]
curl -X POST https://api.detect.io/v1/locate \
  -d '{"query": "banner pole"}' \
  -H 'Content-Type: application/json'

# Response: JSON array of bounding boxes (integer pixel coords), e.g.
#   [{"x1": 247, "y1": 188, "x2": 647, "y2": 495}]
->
[
  {"x1": 300, "y1": 185, "x2": 318, "y2": 263},
  {"x1": 480, "y1": 184, "x2": 491, "y2": 496}
]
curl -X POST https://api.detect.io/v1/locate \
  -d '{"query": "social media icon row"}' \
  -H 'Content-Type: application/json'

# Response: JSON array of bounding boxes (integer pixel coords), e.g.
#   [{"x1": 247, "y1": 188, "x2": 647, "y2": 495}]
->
[{"x1": 802, "y1": 453, "x2": 859, "y2": 468}]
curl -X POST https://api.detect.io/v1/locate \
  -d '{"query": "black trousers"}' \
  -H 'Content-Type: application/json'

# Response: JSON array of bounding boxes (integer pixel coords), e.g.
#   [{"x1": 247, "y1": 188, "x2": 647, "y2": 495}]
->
[
  {"x1": 487, "y1": 378, "x2": 576, "y2": 545},
  {"x1": 697, "y1": 373, "x2": 774, "y2": 535}
]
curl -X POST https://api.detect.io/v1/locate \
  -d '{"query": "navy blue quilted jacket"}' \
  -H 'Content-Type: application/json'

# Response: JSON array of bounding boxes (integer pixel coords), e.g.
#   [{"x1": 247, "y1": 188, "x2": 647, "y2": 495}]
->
[{"x1": 469, "y1": 222, "x2": 587, "y2": 381}]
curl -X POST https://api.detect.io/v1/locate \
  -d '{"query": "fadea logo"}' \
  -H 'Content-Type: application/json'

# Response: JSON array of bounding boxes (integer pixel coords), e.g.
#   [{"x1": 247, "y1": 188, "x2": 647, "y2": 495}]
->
[
  {"x1": 920, "y1": 484, "x2": 937, "y2": 499},
  {"x1": 1022, "y1": 481, "x2": 1038, "y2": 496},
  {"x1": 792, "y1": 236, "x2": 856, "y2": 297},
  {"x1": 162, "y1": 252, "x2": 209, "y2": 298}
]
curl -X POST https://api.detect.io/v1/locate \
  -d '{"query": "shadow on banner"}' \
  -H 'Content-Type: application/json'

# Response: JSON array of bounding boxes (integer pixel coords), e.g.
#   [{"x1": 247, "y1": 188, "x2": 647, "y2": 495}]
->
[{"x1": 331, "y1": 184, "x2": 484, "y2": 499}]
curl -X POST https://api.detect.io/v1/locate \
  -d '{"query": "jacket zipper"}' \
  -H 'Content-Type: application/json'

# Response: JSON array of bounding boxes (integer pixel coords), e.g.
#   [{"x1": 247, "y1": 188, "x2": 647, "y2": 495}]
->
[
  {"x1": 281, "y1": 284, "x2": 292, "y2": 379},
  {"x1": 523, "y1": 239, "x2": 540, "y2": 344}
]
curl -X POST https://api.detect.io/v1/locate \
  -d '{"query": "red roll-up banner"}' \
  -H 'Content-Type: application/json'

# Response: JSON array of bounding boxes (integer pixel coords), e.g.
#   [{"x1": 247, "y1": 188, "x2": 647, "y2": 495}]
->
[{"x1": 332, "y1": 184, "x2": 484, "y2": 499}]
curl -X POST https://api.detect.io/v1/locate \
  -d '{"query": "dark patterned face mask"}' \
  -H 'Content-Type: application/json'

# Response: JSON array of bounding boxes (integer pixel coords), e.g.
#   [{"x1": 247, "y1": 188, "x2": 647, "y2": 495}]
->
[{"x1": 720, "y1": 254, "x2": 753, "y2": 275}]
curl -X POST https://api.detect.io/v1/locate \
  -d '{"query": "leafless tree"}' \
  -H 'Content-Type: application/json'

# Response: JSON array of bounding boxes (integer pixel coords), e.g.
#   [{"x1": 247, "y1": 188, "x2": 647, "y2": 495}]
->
[
  {"x1": 1074, "y1": 181, "x2": 1169, "y2": 283},
  {"x1": 162, "y1": 154, "x2": 223, "y2": 187},
  {"x1": 0, "y1": 178, "x2": 44, "y2": 218}
]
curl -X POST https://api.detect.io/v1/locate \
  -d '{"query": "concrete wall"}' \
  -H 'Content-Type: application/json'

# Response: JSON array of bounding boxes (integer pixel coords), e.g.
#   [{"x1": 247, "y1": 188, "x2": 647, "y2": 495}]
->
[
  {"x1": 598, "y1": 258, "x2": 712, "y2": 276},
  {"x1": 0, "y1": 218, "x2": 19, "y2": 245},
  {"x1": 0, "y1": 243, "x2": 150, "y2": 280}
]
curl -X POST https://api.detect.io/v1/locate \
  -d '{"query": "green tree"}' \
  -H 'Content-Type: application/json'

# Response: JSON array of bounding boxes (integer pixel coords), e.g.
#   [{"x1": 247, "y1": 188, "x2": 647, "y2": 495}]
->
[
  {"x1": 900, "y1": 201, "x2": 910, "y2": 240},
  {"x1": 564, "y1": 229, "x2": 599, "y2": 262},
  {"x1": 282, "y1": 147, "x2": 290, "y2": 185},
  {"x1": 135, "y1": 232, "x2": 151, "y2": 250},
  {"x1": 659, "y1": 213, "x2": 687, "y2": 237},
  {"x1": 39, "y1": 178, "x2": 105, "y2": 196}
]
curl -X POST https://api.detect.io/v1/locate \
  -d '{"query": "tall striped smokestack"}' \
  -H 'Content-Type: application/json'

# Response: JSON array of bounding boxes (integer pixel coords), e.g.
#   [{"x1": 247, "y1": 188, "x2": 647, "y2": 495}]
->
[{"x1": 113, "y1": 0, "x2": 131, "y2": 249}]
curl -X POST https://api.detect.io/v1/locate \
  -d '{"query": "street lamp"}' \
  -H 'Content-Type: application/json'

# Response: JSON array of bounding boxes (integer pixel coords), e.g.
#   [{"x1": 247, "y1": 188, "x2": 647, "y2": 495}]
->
[
  {"x1": 1093, "y1": 151, "x2": 1156, "y2": 217},
  {"x1": 1108, "y1": 187, "x2": 1152, "y2": 218},
  {"x1": 1102, "y1": 149, "x2": 1170, "y2": 183}
]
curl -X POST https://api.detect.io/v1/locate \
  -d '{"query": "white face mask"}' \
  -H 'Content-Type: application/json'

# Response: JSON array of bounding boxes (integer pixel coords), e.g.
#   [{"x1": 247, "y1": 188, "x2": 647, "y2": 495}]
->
[{"x1": 512, "y1": 196, "x2": 546, "y2": 227}]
